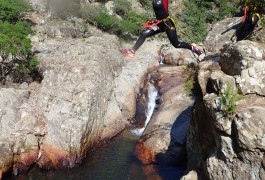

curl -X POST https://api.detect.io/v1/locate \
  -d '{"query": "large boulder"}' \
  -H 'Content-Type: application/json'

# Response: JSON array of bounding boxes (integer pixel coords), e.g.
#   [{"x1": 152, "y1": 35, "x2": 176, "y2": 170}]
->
[
  {"x1": 220, "y1": 40, "x2": 265, "y2": 95},
  {"x1": 204, "y1": 17, "x2": 242, "y2": 54},
  {"x1": 0, "y1": 14, "x2": 161, "y2": 176},
  {"x1": 31, "y1": 31, "x2": 160, "y2": 169},
  {"x1": 248, "y1": 25, "x2": 265, "y2": 44},
  {"x1": 187, "y1": 59, "x2": 265, "y2": 180},
  {"x1": 160, "y1": 45, "x2": 205, "y2": 65}
]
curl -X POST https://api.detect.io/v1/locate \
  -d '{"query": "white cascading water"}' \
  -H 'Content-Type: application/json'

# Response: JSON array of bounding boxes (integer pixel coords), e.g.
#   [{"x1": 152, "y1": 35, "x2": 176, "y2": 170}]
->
[
  {"x1": 131, "y1": 83, "x2": 158, "y2": 136},
  {"x1": 160, "y1": 52, "x2": 164, "y2": 65}
]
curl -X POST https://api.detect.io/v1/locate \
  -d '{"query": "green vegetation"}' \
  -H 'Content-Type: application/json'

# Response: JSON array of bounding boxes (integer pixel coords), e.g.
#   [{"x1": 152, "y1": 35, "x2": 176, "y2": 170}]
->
[
  {"x1": 0, "y1": 0, "x2": 40, "y2": 84},
  {"x1": 183, "y1": 64, "x2": 200, "y2": 96},
  {"x1": 235, "y1": 0, "x2": 265, "y2": 13},
  {"x1": 47, "y1": 0, "x2": 150, "y2": 39},
  {"x1": 79, "y1": 2, "x2": 148, "y2": 39},
  {"x1": 218, "y1": 83, "x2": 242, "y2": 115},
  {"x1": 113, "y1": 0, "x2": 131, "y2": 17},
  {"x1": 181, "y1": 0, "x2": 265, "y2": 43},
  {"x1": 139, "y1": 0, "x2": 153, "y2": 11},
  {"x1": 181, "y1": 0, "x2": 208, "y2": 43},
  {"x1": 0, "y1": 0, "x2": 32, "y2": 23},
  {"x1": 236, "y1": 0, "x2": 265, "y2": 27},
  {"x1": 181, "y1": 0, "x2": 238, "y2": 43}
]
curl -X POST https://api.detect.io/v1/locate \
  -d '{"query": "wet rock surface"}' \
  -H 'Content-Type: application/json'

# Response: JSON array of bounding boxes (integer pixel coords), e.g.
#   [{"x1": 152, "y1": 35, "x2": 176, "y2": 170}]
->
[{"x1": 136, "y1": 66, "x2": 195, "y2": 175}]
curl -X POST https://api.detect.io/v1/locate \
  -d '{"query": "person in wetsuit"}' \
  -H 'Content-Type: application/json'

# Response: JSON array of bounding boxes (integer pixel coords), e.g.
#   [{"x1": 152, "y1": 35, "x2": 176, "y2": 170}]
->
[
  {"x1": 242, "y1": 5, "x2": 260, "y2": 33},
  {"x1": 120, "y1": 0, "x2": 203, "y2": 59},
  {"x1": 236, "y1": 5, "x2": 261, "y2": 41}
]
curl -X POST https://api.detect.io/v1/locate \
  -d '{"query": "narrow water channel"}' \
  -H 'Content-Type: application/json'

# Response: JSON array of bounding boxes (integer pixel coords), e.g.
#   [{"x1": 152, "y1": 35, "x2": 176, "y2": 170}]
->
[{"x1": 7, "y1": 80, "x2": 185, "y2": 180}]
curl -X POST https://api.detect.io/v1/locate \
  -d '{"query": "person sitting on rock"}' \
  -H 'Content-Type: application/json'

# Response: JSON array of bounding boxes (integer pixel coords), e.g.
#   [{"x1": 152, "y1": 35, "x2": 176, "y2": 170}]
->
[{"x1": 120, "y1": 0, "x2": 203, "y2": 59}]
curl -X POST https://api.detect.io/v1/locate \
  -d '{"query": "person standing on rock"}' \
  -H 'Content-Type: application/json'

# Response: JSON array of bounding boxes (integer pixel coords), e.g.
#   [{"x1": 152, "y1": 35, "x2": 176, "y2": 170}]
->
[{"x1": 120, "y1": 0, "x2": 203, "y2": 59}]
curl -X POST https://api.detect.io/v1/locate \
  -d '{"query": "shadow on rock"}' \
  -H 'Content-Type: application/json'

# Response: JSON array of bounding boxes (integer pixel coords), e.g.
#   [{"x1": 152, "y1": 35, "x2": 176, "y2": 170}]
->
[
  {"x1": 202, "y1": 53, "x2": 220, "y2": 63},
  {"x1": 155, "y1": 106, "x2": 193, "y2": 171},
  {"x1": 221, "y1": 20, "x2": 257, "y2": 42}
]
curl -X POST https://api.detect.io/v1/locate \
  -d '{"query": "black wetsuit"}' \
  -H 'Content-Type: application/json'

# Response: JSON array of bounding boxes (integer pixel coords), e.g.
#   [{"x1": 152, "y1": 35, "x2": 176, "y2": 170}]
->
[
  {"x1": 132, "y1": 0, "x2": 192, "y2": 52},
  {"x1": 237, "y1": 7, "x2": 260, "y2": 41},
  {"x1": 244, "y1": 10, "x2": 259, "y2": 32}
]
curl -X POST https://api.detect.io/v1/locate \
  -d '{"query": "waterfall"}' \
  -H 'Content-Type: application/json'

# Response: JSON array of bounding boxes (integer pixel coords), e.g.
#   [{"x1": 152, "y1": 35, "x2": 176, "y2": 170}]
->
[{"x1": 131, "y1": 83, "x2": 158, "y2": 136}]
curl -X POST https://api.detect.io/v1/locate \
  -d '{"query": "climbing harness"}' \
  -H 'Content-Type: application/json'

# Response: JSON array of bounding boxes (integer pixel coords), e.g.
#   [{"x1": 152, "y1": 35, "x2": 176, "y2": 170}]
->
[
  {"x1": 142, "y1": 18, "x2": 163, "y2": 30},
  {"x1": 142, "y1": 16, "x2": 177, "y2": 31},
  {"x1": 243, "y1": 5, "x2": 261, "y2": 26},
  {"x1": 252, "y1": 13, "x2": 261, "y2": 25},
  {"x1": 162, "y1": 16, "x2": 176, "y2": 30}
]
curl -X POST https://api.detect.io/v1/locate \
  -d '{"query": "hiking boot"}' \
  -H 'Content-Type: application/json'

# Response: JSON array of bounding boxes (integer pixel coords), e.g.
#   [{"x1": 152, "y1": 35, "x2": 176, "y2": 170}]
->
[
  {"x1": 191, "y1": 44, "x2": 203, "y2": 56},
  {"x1": 120, "y1": 48, "x2": 135, "y2": 59}
]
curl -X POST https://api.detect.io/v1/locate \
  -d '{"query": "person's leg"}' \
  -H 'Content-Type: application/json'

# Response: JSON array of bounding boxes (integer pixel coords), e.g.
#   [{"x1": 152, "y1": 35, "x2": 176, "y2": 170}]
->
[
  {"x1": 164, "y1": 19, "x2": 192, "y2": 50},
  {"x1": 164, "y1": 19, "x2": 202, "y2": 55},
  {"x1": 120, "y1": 25, "x2": 164, "y2": 59},
  {"x1": 132, "y1": 27, "x2": 163, "y2": 52}
]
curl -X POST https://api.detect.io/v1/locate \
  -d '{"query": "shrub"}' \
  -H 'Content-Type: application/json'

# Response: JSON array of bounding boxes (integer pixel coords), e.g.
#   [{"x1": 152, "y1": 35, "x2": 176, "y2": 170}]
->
[
  {"x1": 0, "y1": 0, "x2": 41, "y2": 84},
  {"x1": 182, "y1": 0, "x2": 239, "y2": 43},
  {"x1": 0, "y1": 21, "x2": 33, "y2": 39},
  {"x1": 183, "y1": 64, "x2": 199, "y2": 96},
  {"x1": 182, "y1": 0, "x2": 208, "y2": 43},
  {"x1": 218, "y1": 83, "x2": 243, "y2": 115},
  {"x1": 206, "y1": 0, "x2": 238, "y2": 23},
  {"x1": 139, "y1": 0, "x2": 153, "y2": 11},
  {"x1": 0, "y1": 0, "x2": 32, "y2": 23},
  {"x1": 121, "y1": 11, "x2": 147, "y2": 35},
  {"x1": 0, "y1": 21, "x2": 35, "y2": 84},
  {"x1": 113, "y1": 0, "x2": 131, "y2": 17},
  {"x1": 95, "y1": 12, "x2": 119, "y2": 31},
  {"x1": 235, "y1": 0, "x2": 265, "y2": 14}
]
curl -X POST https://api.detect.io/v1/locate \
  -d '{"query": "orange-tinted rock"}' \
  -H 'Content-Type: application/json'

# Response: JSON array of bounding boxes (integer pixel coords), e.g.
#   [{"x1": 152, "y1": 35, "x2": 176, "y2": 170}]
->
[
  {"x1": 136, "y1": 66, "x2": 194, "y2": 168},
  {"x1": 136, "y1": 141, "x2": 162, "y2": 180},
  {"x1": 0, "y1": 146, "x2": 13, "y2": 178},
  {"x1": 136, "y1": 141, "x2": 156, "y2": 165},
  {"x1": 37, "y1": 145, "x2": 77, "y2": 169},
  {"x1": 13, "y1": 149, "x2": 39, "y2": 175}
]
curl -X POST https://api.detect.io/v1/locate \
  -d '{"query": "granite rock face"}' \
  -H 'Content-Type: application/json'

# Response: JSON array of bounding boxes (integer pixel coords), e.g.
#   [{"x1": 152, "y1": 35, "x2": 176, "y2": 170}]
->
[
  {"x1": 186, "y1": 23, "x2": 265, "y2": 179},
  {"x1": 220, "y1": 40, "x2": 265, "y2": 95},
  {"x1": 0, "y1": 10, "x2": 161, "y2": 177},
  {"x1": 204, "y1": 17, "x2": 242, "y2": 54}
]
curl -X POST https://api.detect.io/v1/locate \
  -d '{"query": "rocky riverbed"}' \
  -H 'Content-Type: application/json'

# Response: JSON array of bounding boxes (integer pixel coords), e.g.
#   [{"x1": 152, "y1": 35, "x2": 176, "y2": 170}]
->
[{"x1": 1, "y1": 1, "x2": 265, "y2": 179}]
